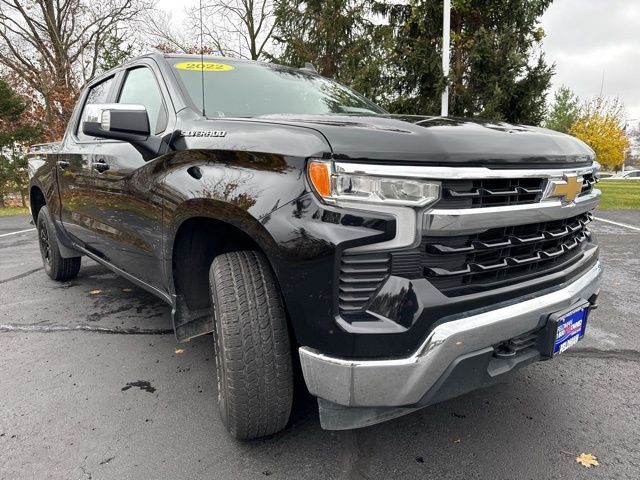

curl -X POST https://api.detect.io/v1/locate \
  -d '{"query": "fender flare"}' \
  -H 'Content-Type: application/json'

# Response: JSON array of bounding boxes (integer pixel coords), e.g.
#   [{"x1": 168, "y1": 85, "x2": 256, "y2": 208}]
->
[
  {"x1": 164, "y1": 197, "x2": 283, "y2": 276},
  {"x1": 164, "y1": 197, "x2": 287, "y2": 342}
]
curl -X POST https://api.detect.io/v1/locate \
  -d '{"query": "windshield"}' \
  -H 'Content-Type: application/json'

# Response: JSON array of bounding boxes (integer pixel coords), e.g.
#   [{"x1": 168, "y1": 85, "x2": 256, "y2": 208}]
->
[{"x1": 169, "y1": 57, "x2": 386, "y2": 118}]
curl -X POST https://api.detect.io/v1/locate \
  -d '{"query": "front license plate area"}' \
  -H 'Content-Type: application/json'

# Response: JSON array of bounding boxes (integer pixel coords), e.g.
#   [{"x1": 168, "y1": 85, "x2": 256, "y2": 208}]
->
[{"x1": 540, "y1": 304, "x2": 589, "y2": 357}]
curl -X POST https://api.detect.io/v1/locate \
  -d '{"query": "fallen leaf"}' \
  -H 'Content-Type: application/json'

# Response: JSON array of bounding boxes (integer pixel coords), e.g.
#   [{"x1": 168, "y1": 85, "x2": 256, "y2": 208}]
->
[
  {"x1": 122, "y1": 288, "x2": 133, "y2": 292},
  {"x1": 89, "y1": 289, "x2": 102, "y2": 295},
  {"x1": 175, "y1": 348, "x2": 185, "y2": 354},
  {"x1": 576, "y1": 453, "x2": 599, "y2": 468}
]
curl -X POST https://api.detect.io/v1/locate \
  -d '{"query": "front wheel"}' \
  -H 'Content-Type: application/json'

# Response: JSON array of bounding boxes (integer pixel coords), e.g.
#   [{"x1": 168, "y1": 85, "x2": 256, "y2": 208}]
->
[
  {"x1": 209, "y1": 250, "x2": 293, "y2": 440},
  {"x1": 37, "y1": 206, "x2": 81, "y2": 281}
]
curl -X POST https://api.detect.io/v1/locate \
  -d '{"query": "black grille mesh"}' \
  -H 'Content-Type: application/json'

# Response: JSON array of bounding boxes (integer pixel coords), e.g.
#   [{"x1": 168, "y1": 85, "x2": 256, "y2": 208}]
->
[
  {"x1": 436, "y1": 174, "x2": 596, "y2": 209},
  {"x1": 422, "y1": 212, "x2": 593, "y2": 296}
]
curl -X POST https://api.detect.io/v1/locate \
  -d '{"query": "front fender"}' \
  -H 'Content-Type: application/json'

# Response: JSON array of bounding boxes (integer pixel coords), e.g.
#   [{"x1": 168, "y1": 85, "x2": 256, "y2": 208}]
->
[
  {"x1": 164, "y1": 197, "x2": 283, "y2": 266},
  {"x1": 160, "y1": 149, "x2": 309, "y2": 279}
]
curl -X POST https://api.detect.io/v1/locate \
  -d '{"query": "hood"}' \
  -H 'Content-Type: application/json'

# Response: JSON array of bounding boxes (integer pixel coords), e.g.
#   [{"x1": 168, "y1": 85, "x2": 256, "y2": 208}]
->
[{"x1": 255, "y1": 114, "x2": 594, "y2": 168}]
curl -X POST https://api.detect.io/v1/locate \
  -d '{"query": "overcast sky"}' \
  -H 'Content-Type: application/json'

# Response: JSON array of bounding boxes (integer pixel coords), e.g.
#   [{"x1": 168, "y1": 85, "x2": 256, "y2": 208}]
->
[
  {"x1": 157, "y1": 0, "x2": 640, "y2": 120},
  {"x1": 541, "y1": 0, "x2": 640, "y2": 121}
]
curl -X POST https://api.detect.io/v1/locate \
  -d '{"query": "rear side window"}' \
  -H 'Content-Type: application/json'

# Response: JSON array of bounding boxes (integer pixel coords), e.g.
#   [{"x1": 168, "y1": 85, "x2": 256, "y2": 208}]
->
[
  {"x1": 118, "y1": 67, "x2": 167, "y2": 134},
  {"x1": 76, "y1": 76, "x2": 115, "y2": 141}
]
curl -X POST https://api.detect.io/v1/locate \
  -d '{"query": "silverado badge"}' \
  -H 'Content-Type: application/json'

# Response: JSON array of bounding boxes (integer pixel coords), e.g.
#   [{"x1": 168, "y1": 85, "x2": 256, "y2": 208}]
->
[{"x1": 180, "y1": 130, "x2": 227, "y2": 138}]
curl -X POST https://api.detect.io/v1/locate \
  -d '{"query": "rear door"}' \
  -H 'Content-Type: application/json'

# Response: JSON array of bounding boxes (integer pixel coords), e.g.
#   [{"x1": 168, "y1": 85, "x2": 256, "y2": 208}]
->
[
  {"x1": 58, "y1": 75, "x2": 117, "y2": 247},
  {"x1": 90, "y1": 60, "x2": 174, "y2": 288}
]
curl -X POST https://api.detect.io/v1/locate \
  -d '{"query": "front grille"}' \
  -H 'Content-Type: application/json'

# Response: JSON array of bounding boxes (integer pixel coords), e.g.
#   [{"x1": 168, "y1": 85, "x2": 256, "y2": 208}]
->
[
  {"x1": 437, "y1": 178, "x2": 545, "y2": 208},
  {"x1": 422, "y1": 212, "x2": 593, "y2": 296},
  {"x1": 436, "y1": 174, "x2": 596, "y2": 209},
  {"x1": 338, "y1": 252, "x2": 390, "y2": 315}
]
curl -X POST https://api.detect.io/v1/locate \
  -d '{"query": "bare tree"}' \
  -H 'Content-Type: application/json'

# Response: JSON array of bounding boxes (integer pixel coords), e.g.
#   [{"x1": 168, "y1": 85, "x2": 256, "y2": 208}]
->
[
  {"x1": 140, "y1": 7, "x2": 199, "y2": 54},
  {"x1": 0, "y1": 0, "x2": 152, "y2": 139},
  {"x1": 186, "y1": 0, "x2": 275, "y2": 60}
]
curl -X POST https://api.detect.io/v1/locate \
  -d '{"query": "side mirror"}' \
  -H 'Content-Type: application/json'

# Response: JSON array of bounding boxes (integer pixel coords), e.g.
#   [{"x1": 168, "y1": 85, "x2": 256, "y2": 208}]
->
[{"x1": 82, "y1": 103, "x2": 150, "y2": 142}]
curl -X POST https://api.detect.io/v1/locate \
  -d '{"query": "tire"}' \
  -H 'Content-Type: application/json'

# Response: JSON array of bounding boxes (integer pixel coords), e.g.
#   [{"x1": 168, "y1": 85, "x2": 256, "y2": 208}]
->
[
  {"x1": 209, "y1": 250, "x2": 293, "y2": 440},
  {"x1": 37, "y1": 206, "x2": 81, "y2": 281}
]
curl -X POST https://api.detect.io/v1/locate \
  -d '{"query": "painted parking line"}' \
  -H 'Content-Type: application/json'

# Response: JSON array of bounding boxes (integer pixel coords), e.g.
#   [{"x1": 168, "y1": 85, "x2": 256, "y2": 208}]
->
[
  {"x1": 594, "y1": 217, "x2": 640, "y2": 232},
  {"x1": 0, "y1": 228, "x2": 36, "y2": 238}
]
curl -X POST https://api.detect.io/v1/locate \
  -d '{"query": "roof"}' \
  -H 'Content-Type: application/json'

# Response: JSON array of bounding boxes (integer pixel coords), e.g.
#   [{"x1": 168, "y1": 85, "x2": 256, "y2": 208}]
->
[{"x1": 117, "y1": 52, "x2": 291, "y2": 71}]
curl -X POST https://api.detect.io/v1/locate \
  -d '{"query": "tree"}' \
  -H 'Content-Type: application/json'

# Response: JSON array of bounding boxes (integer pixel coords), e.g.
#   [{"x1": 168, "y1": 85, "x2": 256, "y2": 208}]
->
[
  {"x1": 383, "y1": 0, "x2": 554, "y2": 124},
  {"x1": 141, "y1": 8, "x2": 199, "y2": 54},
  {"x1": 145, "y1": 0, "x2": 276, "y2": 60},
  {"x1": 0, "y1": 0, "x2": 152, "y2": 141},
  {"x1": 569, "y1": 97, "x2": 629, "y2": 171},
  {"x1": 99, "y1": 32, "x2": 137, "y2": 72},
  {"x1": 270, "y1": 0, "x2": 393, "y2": 102},
  {"x1": 0, "y1": 79, "x2": 41, "y2": 207},
  {"x1": 545, "y1": 86, "x2": 580, "y2": 133},
  {"x1": 191, "y1": 0, "x2": 276, "y2": 60}
]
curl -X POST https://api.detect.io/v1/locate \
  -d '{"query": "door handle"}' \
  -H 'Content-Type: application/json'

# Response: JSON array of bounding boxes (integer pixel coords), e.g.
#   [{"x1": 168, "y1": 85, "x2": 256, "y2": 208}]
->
[
  {"x1": 92, "y1": 160, "x2": 110, "y2": 173},
  {"x1": 57, "y1": 160, "x2": 70, "y2": 170}
]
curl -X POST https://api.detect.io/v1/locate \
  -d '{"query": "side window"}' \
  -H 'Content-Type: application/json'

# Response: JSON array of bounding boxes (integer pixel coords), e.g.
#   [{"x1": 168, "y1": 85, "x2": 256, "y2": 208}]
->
[
  {"x1": 630, "y1": 171, "x2": 640, "y2": 178},
  {"x1": 76, "y1": 76, "x2": 115, "y2": 141},
  {"x1": 118, "y1": 67, "x2": 167, "y2": 135}
]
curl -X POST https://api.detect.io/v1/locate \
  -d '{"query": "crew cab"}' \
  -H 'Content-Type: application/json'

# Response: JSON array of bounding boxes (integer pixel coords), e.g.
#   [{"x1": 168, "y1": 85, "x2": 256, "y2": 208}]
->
[{"x1": 28, "y1": 54, "x2": 602, "y2": 439}]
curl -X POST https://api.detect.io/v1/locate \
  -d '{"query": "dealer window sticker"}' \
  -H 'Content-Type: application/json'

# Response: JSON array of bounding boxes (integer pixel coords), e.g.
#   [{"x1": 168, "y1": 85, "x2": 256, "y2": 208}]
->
[{"x1": 174, "y1": 62, "x2": 234, "y2": 72}]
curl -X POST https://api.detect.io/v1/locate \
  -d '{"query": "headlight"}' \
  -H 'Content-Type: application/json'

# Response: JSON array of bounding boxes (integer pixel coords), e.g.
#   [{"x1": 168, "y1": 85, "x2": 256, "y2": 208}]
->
[{"x1": 308, "y1": 160, "x2": 440, "y2": 207}]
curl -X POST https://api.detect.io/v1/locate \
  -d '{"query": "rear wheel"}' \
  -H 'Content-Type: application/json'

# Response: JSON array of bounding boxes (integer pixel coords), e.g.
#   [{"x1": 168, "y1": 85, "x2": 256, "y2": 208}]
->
[
  {"x1": 37, "y1": 206, "x2": 81, "y2": 281},
  {"x1": 209, "y1": 250, "x2": 293, "y2": 440}
]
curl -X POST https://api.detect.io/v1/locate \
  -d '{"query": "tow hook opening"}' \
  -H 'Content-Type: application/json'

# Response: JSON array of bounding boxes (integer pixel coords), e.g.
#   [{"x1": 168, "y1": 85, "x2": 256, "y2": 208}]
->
[
  {"x1": 494, "y1": 343, "x2": 517, "y2": 359},
  {"x1": 493, "y1": 330, "x2": 539, "y2": 360}
]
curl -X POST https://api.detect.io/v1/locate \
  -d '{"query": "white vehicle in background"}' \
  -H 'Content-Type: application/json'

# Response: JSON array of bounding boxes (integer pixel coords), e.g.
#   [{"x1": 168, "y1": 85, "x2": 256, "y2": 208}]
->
[{"x1": 609, "y1": 170, "x2": 640, "y2": 179}]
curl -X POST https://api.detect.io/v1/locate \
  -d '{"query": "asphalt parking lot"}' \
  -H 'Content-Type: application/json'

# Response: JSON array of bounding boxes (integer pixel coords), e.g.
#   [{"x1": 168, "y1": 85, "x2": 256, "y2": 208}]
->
[{"x1": 1, "y1": 211, "x2": 639, "y2": 480}]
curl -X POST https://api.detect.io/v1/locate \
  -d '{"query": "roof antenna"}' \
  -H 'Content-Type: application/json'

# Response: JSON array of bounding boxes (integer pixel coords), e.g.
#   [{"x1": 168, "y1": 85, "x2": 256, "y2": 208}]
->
[
  {"x1": 302, "y1": 62, "x2": 317, "y2": 73},
  {"x1": 199, "y1": 0, "x2": 206, "y2": 116}
]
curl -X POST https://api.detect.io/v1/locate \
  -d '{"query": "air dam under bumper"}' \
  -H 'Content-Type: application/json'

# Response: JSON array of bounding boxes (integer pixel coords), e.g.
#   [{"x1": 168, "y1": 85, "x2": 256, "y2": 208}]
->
[{"x1": 299, "y1": 261, "x2": 602, "y2": 426}]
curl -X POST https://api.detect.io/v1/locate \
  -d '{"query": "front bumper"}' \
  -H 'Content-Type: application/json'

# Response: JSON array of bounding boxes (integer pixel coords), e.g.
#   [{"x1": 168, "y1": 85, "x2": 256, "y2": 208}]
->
[{"x1": 299, "y1": 261, "x2": 602, "y2": 410}]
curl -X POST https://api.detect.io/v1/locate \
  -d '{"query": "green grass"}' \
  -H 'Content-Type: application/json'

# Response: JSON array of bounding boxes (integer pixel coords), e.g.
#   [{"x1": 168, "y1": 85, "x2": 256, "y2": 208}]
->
[
  {"x1": 0, "y1": 206, "x2": 29, "y2": 217},
  {"x1": 596, "y1": 179, "x2": 640, "y2": 209}
]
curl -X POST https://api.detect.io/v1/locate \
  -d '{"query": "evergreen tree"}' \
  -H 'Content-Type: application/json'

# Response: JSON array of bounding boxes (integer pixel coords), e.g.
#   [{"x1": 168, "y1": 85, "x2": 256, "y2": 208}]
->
[
  {"x1": 272, "y1": 1, "x2": 553, "y2": 124},
  {"x1": 545, "y1": 86, "x2": 581, "y2": 133},
  {"x1": 385, "y1": 0, "x2": 554, "y2": 124},
  {"x1": 99, "y1": 34, "x2": 136, "y2": 72},
  {"x1": 270, "y1": 0, "x2": 393, "y2": 103}
]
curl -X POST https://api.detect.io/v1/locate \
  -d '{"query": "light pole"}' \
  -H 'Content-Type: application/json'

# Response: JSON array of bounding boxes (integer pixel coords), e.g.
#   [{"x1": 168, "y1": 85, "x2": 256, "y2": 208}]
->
[{"x1": 441, "y1": 0, "x2": 451, "y2": 117}]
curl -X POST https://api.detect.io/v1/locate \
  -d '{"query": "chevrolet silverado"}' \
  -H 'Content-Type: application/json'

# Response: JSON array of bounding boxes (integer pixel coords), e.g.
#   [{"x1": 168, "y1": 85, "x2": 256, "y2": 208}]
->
[{"x1": 28, "y1": 54, "x2": 602, "y2": 439}]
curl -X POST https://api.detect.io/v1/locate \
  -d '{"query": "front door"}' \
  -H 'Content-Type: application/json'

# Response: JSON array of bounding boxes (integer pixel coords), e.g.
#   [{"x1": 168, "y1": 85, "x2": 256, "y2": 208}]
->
[{"x1": 90, "y1": 64, "x2": 172, "y2": 289}]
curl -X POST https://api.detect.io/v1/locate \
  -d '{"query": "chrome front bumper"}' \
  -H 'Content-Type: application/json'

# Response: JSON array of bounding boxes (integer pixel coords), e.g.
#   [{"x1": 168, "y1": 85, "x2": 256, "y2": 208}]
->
[{"x1": 299, "y1": 261, "x2": 602, "y2": 408}]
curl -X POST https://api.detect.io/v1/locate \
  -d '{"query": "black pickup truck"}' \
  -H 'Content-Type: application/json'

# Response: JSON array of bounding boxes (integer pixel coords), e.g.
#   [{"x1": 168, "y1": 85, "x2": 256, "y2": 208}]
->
[{"x1": 28, "y1": 53, "x2": 602, "y2": 440}]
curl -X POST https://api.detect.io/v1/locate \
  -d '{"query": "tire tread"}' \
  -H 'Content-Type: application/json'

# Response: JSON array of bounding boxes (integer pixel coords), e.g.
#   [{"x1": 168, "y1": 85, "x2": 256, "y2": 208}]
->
[{"x1": 209, "y1": 250, "x2": 293, "y2": 439}]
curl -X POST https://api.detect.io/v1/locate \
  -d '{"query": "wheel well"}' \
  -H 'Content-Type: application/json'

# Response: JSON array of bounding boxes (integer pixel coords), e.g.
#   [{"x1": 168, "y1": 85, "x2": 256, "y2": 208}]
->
[
  {"x1": 30, "y1": 186, "x2": 46, "y2": 222},
  {"x1": 172, "y1": 217, "x2": 263, "y2": 312}
]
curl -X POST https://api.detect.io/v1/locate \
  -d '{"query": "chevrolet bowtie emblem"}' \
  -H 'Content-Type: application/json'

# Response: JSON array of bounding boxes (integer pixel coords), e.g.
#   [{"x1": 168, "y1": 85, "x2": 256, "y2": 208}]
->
[{"x1": 547, "y1": 174, "x2": 583, "y2": 202}]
